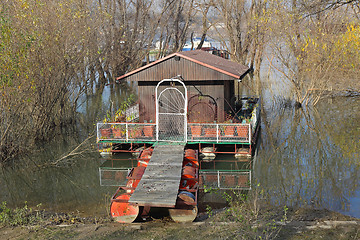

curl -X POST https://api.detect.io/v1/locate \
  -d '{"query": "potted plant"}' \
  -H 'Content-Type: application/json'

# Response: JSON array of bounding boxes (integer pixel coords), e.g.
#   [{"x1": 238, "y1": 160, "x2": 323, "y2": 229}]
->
[
  {"x1": 190, "y1": 125, "x2": 202, "y2": 138},
  {"x1": 129, "y1": 126, "x2": 142, "y2": 138},
  {"x1": 223, "y1": 125, "x2": 236, "y2": 137},
  {"x1": 112, "y1": 125, "x2": 124, "y2": 138},
  {"x1": 143, "y1": 125, "x2": 154, "y2": 137},
  {"x1": 236, "y1": 123, "x2": 249, "y2": 138},
  {"x1": 204, "y1": 127, "x2": 219, "y2": 137}
]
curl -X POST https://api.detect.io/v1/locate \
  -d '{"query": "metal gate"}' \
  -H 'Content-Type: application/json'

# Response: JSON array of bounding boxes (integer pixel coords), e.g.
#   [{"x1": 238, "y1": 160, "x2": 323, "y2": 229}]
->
[{"x1": 156, "y1": 79, "x2": 187, "y2": 142}]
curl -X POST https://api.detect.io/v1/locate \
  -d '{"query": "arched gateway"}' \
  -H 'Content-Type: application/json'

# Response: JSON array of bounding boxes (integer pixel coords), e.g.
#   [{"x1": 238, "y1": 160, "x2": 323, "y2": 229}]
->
[{"x1": 155, "y1": 78, "x2": 187, "y2": 142}]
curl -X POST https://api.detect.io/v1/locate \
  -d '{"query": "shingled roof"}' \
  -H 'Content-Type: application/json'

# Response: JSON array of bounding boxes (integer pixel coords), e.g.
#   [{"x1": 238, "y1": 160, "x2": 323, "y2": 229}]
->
[{"x1": 116, "y1": 50, "x2": 250, "y2": 81}]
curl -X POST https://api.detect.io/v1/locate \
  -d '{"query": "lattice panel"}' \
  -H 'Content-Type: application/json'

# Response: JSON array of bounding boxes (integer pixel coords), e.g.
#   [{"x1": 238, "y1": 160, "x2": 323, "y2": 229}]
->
[{"x1": 157, "y1": 114, "x2": 185, "y2": 142}]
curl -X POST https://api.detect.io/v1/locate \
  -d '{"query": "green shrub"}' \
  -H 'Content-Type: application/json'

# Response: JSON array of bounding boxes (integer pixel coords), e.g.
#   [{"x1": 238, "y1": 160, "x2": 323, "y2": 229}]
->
[{"x1": 0, "y1": 201, "x2": 43, "y2": 226}]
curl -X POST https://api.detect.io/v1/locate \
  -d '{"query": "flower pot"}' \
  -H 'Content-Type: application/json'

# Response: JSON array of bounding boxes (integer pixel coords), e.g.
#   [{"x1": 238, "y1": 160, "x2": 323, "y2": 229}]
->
[
  {"x1": 236, "y1": 125, "x2": 249, "y2": 138},
  {"x1": 223, "y1": 126, "x2": 236, "y2": 136},
  {"x1": 100, "y1": 128, "x2": 112, "y2": 138},
  {"x1": 112, "y1": 128, "x2": 123, "y2": 138},
  {"x1": 129, "y1": 128, "x2": 142, "y2": 138},
  {"x1": 190, "y1": 125, "x2": 202, "y2": 137},
  {"x1": 204, "y1": 128, "x2": 219, "y2": 137},
  {"x1": 143, "y1": 125, "x2": 154, "y2": 137}
]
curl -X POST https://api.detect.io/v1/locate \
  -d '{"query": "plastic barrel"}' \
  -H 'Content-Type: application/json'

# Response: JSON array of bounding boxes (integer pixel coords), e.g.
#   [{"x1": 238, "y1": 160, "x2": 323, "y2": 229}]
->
[
  {"x1": 178, "y1": 191, "x2": 196, "y2": 203},
  {"x1": 182, "y1": 166, "x2": 196, "y2": 179},
  {"x1": 110, "y1": 194, "x2": 139, "y2": 223},
  {"x1": 184, "y1": 149, "x2": 196, "y2": 160}
]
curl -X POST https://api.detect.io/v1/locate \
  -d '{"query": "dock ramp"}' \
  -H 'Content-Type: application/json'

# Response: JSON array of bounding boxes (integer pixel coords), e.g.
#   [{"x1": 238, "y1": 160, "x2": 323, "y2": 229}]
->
[{"x1": 129, "y1": 143, "x2": 185, "y2": 207}]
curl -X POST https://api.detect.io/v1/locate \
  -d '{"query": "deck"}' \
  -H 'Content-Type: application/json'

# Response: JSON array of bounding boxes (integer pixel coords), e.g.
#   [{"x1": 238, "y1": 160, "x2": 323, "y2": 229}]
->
[
  {"x1": 97, "y1": 97, "x2": 260, "y2": 145},
  {"x1": 128, "y1": 143, "x2": 185, "y2": 207}
]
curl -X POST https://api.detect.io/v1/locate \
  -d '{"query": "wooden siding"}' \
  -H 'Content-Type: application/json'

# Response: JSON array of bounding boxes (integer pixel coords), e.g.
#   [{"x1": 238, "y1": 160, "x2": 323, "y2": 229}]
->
[
  {"x1": 138, "y1": 81, "x2": 226, "y2": 123},
  {"x1": 187, "y1": 82, "x2": 225, "y2": 122},
  {"x1": 138, "y1": 84, "x2": 156, "y2": 122},
  {"x1": 224, "y1": 80, "x2": 235, "y2": 115},
  {"x1": 126, "y1": 57, "x2": 237, "y2": 82}
]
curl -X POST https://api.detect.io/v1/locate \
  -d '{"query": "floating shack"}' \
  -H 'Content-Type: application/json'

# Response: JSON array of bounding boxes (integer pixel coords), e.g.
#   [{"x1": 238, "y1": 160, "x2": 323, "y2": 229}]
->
[{"x1": 96, "y1": 50, "x2": 260, "y2": 223}]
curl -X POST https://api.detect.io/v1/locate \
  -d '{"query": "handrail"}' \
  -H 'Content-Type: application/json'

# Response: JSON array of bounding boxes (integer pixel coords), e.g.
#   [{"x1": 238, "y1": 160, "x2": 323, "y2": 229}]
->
[{"x1": 97, "y1": 122, "x2": 253, "y2": 144}]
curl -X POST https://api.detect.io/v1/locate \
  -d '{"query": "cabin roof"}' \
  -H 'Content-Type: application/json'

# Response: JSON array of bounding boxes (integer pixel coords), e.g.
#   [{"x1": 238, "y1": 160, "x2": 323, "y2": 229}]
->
[{"x1": 116, "y1": 50, "x2": 250, "y2": 81}]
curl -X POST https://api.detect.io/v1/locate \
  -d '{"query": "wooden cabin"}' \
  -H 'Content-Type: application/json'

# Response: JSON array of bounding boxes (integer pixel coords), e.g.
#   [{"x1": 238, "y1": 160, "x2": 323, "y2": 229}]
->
[
  {"x1": 97, "y1": 50, "x2": 260, "y2": 151},
  {"x1": 117, "y1": 50, "x2": 250, "y2": 123}
]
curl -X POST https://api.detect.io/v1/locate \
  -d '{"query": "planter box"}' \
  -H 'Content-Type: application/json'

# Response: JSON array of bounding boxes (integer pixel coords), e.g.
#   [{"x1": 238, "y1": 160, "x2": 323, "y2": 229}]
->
[
  {"x1": 223, "y1": 126, "x2": 236, "y2": 136},
  {"x1": 204, "y1": 128, "x2": 219, "y2": 138},
  {"x1": 112, "y1": 128, "x2": 123, "y2": 138},
  {"x1": 236, "y1": 125, "x2": 249, "y2": 138},
  {"x1": 143, "y1": 125, "x2": 154, "y2": 137},
  {"x1": 100, "y1": 128, "x2": 112, "y2": 138},
  {"x1": 190, "y1": 125, "x2": 202, "y2": 137}
]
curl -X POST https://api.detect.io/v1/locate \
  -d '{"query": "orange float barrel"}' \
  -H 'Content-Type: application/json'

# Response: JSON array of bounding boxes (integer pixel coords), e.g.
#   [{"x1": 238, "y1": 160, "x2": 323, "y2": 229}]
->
[
  {"x1": 183, "y1": 159, "x2": 199, "y2": 168},
  {"x1": 138, "y1": 147, "x2": 153, "y2": 167},
  {"x1": 180, "y1": 179, "x2": 197, "y2": 190},
  {"x1": 110, "y1": 194, "x2": 139, "y2": 223},
  {"x1": 183, "y1": 149, "x2": 198, "y2": 168},
  {"x1": 169, "y1": 191, "x2": 198, "y2": 222},
  {"x1": 137, "y1": 159, "x2": 150, "y2": 167},
  {"x1": 139, "y1": 147, "x2": 153, "y2": 159},
  {"x1": 182, "y1": 166, "x2": 196, "y2": 179},
  {"x1": 184, "y1": 149, "x2": 196, "y2": 160}
]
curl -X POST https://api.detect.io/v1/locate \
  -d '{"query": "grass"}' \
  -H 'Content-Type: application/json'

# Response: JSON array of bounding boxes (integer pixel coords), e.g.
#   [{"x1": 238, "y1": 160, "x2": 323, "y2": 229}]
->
[{"x1": 0, "y1": 197, "x2": 359, "y2": 240}]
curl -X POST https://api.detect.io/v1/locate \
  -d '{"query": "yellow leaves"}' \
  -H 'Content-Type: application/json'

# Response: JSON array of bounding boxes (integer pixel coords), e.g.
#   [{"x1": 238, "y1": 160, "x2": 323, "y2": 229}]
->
[{"x1": 19, "y1": 0, "x2": 30, "y2": 10}]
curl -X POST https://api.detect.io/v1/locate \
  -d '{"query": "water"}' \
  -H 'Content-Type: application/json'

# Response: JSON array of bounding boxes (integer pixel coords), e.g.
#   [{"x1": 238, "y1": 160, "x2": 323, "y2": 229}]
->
[
  {"x1": 0, "y1": 77, "x2": 359, "y2": 218},
  {"x1": 254, "y1": 96, "x2": 360, "y2": 218}
]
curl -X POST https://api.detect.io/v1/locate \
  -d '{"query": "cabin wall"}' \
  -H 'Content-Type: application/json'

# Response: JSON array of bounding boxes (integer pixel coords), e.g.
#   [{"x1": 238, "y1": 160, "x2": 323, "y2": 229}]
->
[
  {"x1": 224, "y1": 80, "x2": 235, "y2": 118},
  {"x1": 138, "y1": 81, "x2": 225, "y2": 123},
  {"x1": 187, "y1": 81, "x2": 225, "y2": 122},
  {"x1": 130, "y1": 55, "x2": 239, "y2": 123},
  {"x1": 138, "y1": 83, "x2": 156, "y2": 122}
]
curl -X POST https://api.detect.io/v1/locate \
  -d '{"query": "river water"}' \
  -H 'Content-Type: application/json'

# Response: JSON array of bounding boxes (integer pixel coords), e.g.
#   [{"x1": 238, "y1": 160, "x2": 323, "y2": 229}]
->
[{"x1": 0, "y1": 78, "x2": 359, "y2": 218}]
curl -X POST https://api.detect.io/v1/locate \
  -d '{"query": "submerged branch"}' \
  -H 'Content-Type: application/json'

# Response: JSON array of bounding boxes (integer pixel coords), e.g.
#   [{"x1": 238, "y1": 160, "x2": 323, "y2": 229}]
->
[{"x1": 39, "y1": 134, "x2": 95, "y2": 168}]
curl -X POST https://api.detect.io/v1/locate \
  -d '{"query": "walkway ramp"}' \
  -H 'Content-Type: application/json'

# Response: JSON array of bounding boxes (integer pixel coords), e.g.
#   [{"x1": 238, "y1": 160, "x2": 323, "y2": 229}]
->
[{"x1": 129, "y1": 143, "x2": 185, "y2": 207}]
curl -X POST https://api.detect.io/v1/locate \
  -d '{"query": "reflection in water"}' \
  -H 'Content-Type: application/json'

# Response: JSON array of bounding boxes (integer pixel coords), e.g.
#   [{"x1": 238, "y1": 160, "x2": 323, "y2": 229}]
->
[
  {"x1": 0, "y1": 83, "x2": 134, "y2": 217},
  {"x1": 0, "y1": 132, "x2": 116, "y2": 217},
  {"x1": 255, "y1": 97, "x2": 360, "y2": 217}
]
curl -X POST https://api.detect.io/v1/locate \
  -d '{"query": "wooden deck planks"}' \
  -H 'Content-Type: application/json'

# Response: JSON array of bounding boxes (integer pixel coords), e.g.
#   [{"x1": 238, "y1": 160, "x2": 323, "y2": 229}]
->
[{"x1": 129, "y1": 144, "x2": 185, "y2": 207}]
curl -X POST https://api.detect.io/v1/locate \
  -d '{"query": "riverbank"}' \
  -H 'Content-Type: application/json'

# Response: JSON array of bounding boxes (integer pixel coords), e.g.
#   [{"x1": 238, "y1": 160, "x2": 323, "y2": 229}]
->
[{"x1": 1, "y1": 205, "x2": 359, "y2": 240}]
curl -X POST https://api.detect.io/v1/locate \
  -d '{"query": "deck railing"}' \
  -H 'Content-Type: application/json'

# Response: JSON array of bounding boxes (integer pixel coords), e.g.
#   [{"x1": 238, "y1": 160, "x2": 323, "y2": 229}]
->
[
  {"x1": 97, "y1": 122, "x2": 157, "y2": 142},
  {"x1": 97, "y1": 122, "x2": 252, "y2": 144},
  {"x1": 187, "y1": 123, "x2": 251, "y2": 143}
]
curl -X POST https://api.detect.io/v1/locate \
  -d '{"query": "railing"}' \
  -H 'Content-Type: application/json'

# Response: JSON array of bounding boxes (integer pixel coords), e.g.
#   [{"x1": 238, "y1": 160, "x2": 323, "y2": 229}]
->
[
  {"x1": 97, "y1": 122, "x2": 157, "y2": 142},
  {"x1": 97, "y1": 122, "x2": 252, "y2": 144},
  {"x1": 187, "y1": 123, "x2": 251, "y2": 143}
]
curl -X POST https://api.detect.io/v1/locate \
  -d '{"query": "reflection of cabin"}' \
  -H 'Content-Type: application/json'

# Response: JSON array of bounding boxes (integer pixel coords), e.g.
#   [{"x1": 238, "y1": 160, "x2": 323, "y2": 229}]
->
[{"x1": 117, "y1": 50, "x2": 250, "y2": 123}]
